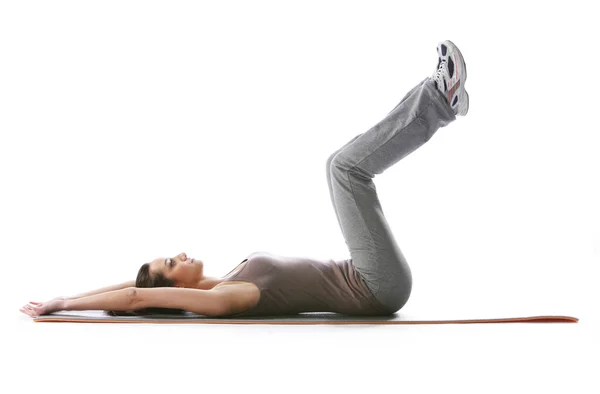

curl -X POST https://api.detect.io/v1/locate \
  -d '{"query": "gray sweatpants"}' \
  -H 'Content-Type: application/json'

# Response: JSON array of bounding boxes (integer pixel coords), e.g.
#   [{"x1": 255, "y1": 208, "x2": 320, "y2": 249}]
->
[{"x1": 326, "y1": 76, "x2": 457, "y2": 314}]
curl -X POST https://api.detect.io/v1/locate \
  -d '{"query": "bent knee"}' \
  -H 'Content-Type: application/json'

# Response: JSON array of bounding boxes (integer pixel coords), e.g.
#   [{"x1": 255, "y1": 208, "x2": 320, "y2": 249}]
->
[{"x1": 326, "y1": 151, "x2": 338, "y2": 170}]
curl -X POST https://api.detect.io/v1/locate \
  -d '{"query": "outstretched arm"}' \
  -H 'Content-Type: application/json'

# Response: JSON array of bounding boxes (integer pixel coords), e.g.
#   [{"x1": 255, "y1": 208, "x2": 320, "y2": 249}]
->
[
  {"x1": 66, "y1": 287, "x2": 227, "y2": 315},
  {"x1": 21, "y1": 287, "x2": 229, "y2": 317},
  {"x1": 20, "y1": 288, "x2": 137, "y2": 317},
  {"x1": 64, "y1": 288, "x2": 137, "y2": 311},
  {"x1": 67, "y1": 280, "x2": 136, "y2": 299}
]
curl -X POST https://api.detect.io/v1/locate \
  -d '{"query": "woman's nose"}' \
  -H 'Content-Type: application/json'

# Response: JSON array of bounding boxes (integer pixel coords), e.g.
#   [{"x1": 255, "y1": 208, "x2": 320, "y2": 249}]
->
[{"x1": 180, "y1": 253, "x2": 187, "y2": 260}]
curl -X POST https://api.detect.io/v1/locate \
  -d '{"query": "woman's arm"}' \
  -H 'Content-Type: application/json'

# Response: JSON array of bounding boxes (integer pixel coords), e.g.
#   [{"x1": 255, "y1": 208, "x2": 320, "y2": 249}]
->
[
  {"x1": 63, "y1": 288, "x2": 137, "y2": 311},
  {"x1": 21, "y1": 288, "x2": 137, "y2": 317},
  {"x1": 67, "y1": 280, "x2": 136, "y2": 300}
]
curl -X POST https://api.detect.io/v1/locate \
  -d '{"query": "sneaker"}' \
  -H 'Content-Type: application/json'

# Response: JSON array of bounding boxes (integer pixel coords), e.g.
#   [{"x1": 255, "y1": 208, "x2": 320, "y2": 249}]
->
[{"x1": 431, "y1": 40, "x2": 469, "y2": 116}]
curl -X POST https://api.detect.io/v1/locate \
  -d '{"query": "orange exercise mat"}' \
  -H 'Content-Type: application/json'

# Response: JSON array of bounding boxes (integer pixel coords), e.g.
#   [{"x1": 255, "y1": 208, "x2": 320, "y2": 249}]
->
[{"x1": 33, "y1": 310, "x2": 579, "y2": 325}]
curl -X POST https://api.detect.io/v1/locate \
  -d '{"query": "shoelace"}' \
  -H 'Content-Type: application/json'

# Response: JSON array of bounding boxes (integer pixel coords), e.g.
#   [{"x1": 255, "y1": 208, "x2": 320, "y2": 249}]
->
[{"x1": 432, "y1": 60, "x2": 449, "y2": 93}]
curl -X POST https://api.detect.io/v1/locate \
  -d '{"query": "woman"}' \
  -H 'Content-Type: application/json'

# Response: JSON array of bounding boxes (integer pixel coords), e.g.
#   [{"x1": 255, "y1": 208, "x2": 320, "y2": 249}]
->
[{"x1": 20, "y1": 40, "x2": 469, "y2": 318}]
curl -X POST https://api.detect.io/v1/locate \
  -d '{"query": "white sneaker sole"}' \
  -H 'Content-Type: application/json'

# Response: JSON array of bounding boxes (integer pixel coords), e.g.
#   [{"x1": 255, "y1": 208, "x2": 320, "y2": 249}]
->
[{"x1": 440, "y1": 40, "x2": 469, "y2": 116}]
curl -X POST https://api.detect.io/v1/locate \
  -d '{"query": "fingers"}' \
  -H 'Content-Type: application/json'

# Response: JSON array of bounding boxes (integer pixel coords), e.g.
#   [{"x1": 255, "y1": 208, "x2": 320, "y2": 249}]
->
[
  {"x1": 20, "y1": 307, "x2": 34, "y2": 317},
  {"x1": 19, "y1": 304, "x2": 40, "y2": 317}
]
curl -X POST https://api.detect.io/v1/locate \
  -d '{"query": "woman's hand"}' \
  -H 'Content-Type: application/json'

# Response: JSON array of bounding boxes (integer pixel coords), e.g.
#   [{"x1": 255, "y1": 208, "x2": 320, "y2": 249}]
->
[{"x1": 20, "y1": 297, "x2": 67, "y2": 317}]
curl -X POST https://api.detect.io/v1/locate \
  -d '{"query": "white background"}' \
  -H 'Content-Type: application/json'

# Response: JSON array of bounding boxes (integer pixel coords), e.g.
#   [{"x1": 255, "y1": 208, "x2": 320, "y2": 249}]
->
[{"x1": 1, "y1": 1, "x2": 598, "y2": 393}]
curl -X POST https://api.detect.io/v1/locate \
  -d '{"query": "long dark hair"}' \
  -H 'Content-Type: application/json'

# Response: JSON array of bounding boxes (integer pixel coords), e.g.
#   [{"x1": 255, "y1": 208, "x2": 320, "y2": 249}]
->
[{"x1": 105, "y1": 263, "x2": 187, "y2": 316}]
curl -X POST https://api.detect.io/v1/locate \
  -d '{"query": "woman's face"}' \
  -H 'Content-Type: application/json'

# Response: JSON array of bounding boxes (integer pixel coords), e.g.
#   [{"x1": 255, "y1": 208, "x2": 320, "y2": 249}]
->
[{"x1": 148, "y1": 252, "x2": 204, "y2": 288}]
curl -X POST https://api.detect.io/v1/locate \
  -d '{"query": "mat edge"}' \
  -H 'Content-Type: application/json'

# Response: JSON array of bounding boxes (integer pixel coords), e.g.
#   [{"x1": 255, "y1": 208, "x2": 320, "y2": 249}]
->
[{"x1": 33, "y1": 315, "x2": 579, "y2": 324}]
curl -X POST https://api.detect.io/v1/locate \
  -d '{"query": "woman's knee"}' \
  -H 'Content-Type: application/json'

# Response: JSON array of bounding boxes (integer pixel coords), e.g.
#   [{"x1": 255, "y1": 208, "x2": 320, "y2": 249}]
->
[
  {"x1": 327, "y1": 133, "x2": 364, "y2": 173},
  {"x1": 329, "y1": 151, "x2": 354, "y2": 173},
  {"x1": 326, "y1": 151, "x2": 340, "y2": 173}
]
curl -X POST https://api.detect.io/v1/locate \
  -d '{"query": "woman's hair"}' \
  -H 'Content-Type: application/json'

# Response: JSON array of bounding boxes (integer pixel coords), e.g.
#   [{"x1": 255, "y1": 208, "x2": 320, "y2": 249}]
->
[{"x1": 105, "y1": 263, "x2": 187, "y2": 317}]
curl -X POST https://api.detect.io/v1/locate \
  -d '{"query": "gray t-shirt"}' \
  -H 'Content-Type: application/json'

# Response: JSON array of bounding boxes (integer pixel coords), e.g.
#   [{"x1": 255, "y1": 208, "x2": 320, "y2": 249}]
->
[{"x1": 220, "y1": 251, "x2": 389, "y2": 317}]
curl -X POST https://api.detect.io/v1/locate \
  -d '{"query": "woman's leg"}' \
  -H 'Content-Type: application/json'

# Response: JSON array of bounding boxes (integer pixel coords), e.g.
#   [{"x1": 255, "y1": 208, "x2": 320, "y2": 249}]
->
[
  {"x1": 326, "y1": 78, "x2": 431, "y2": 233},
  {"x1": 328, "y1": 76, "x2": 457, "y2": 313},
  {"x1": 326, "y1": 134, "x2": 362, "y2": 232}
]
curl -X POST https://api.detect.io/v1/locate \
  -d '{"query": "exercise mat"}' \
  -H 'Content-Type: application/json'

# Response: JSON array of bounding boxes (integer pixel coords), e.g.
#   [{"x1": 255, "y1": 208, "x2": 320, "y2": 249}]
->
[{"x1": 33, "y1": 310, "x2": 579, "y2": 324}]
